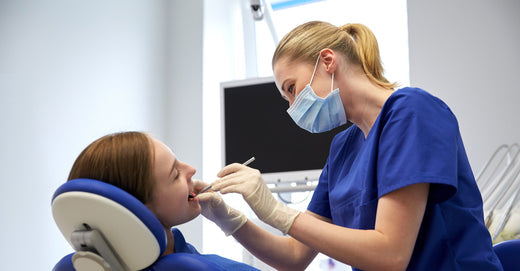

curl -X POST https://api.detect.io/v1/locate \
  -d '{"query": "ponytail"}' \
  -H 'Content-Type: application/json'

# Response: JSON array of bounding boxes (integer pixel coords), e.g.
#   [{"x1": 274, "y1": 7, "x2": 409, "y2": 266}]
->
[{"x1": 340, "y1": 23, "x2": 396, "y2": 89}]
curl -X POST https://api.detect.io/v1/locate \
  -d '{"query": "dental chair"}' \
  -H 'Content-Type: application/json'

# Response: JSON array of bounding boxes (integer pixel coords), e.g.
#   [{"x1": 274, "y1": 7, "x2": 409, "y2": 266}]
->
[{"x1": 52, "y1": 178, "x2": 225, "y2": 271}]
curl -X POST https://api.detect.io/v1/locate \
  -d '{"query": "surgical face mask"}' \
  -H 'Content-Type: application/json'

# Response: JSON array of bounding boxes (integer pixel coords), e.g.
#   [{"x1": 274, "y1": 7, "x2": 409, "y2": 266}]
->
[{"x1": 286, "y1": 57, "x2": 347, "y2": 133}]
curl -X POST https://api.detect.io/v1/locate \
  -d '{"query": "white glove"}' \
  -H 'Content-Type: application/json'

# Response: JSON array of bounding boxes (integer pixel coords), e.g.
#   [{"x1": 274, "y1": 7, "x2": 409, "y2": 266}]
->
[
  {"x1": 211, "y1": 164, "x2": 300, "y2": 234},
  {"x1": 195, "y1": 180, "x2": 247, "y2": 236}
]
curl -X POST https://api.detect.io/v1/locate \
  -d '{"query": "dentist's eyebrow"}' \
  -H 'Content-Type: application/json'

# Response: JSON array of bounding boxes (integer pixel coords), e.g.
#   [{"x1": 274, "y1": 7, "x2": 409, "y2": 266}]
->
[
  {"x1": 279, "y1": 80, "x2": 289, "y2": 100},
  {"x1": 281, "y1": 79, "x2": 289, "y2": 92}
]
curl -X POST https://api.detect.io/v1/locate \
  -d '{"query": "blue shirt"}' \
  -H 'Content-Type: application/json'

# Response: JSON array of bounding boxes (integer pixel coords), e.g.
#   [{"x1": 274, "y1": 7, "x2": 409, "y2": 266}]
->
[
  {"x1": 308, "y1": 87, "x2": 503, "y2": 270},
  {"x1": 164, "y1": 228, "x2": 260, "y2": 271}
]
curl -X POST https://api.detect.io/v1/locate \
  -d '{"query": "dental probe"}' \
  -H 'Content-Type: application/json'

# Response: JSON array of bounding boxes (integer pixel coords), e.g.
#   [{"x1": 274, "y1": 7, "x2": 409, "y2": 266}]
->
[
  {"x1": 242, "y1": 157, "x2": 256, "y2": 167},
  {"x1": 193, "y1": 156, "x2": 256, "y2": 197}
]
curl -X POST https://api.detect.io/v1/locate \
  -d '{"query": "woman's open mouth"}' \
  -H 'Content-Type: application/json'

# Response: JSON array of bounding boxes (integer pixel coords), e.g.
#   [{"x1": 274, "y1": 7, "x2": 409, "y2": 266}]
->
[{"x1": 188, "y1": 192, "x2": 196, "y2": 201}]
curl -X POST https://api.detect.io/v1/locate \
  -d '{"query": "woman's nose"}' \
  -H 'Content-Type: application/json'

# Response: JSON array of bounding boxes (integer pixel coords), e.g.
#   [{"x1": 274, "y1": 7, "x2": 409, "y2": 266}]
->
[{"x1": 186, "y1": 164, "x2": 196, "y2": 179}]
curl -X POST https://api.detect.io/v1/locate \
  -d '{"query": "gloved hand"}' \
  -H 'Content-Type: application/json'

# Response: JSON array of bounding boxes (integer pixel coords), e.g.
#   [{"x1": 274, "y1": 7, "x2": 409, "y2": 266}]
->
[
  {"x1": 195, "y1": 180, "x2": 247, "y2": 236},
  {"x1": 211, "y1": 164, "x2": 300, "y2": 234}
]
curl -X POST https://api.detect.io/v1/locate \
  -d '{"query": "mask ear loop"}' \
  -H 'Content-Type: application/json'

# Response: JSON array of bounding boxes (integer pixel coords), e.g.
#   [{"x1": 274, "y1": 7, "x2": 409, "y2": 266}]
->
[
  {"x1": 331, "y1": 72, "x2": 334, "y2": 93},
  {"x1": 310, "y1": 54, "x2": 335, "y2": 93},
  {"x1": 309, "y1": 55, "x2": 320, "y2": 86}
]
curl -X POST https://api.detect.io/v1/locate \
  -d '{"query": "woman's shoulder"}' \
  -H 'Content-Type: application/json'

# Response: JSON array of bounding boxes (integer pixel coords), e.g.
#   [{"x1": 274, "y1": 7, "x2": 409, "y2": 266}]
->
[
  {"x1": 383, "y1": 87, "x2": 455, "y2": 122},
  {"x1": 388, "y1": 87, "x2": 450, "y2": 111},
  {"x1": 378, "y1": 87, "x2": 459, "y2": 141}
]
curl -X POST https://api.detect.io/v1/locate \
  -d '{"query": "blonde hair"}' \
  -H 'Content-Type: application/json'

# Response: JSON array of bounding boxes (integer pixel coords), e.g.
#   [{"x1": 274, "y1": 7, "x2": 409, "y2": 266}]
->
[
  {"x1": 68, "y1": 131, "x2": 155, "y2": 203},
  {"x1": 272, "y1": 21, "x2": 397, "y2": 89}
]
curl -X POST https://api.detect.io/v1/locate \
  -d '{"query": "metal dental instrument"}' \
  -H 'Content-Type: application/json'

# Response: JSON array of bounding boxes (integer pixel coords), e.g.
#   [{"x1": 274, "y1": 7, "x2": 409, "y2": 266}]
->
[
  {"x1": 242, "y1": 157, "x2": 256, "y2": 167},
  {"x1": 197, "y1": 185, "x2": 213, "y2": 195},
  {"x1": 195, "y1": 156, "x2": 256, "y2": 196}
]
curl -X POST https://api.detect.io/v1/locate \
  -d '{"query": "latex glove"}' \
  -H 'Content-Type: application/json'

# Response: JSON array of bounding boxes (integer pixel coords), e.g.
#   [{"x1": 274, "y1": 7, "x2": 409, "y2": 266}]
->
[
  {"x1": 195, "y1": 180, "x2": 247, "y2": 236},
  {"x1": 211, "y1": 164, "x2": 300, "y2": 234}
]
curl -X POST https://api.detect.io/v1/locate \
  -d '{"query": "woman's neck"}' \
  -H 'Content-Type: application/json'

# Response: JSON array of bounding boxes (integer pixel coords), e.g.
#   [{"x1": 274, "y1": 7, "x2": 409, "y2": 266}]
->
[
  {"x1": 162, "y1": 227, "x2": 175, "y2": 256},
  {"x1": 360, "y1": 87, "x2": 393, "y2": 138},
  {"x1": 343, "y1": 75, "x2": 394, "y2": 138}
]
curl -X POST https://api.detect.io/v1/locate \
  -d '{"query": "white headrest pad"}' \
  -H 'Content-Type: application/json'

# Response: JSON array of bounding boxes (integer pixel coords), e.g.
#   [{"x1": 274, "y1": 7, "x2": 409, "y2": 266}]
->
[{"x1": 52, "y1": 191, "x2": 162, "y2": 270}]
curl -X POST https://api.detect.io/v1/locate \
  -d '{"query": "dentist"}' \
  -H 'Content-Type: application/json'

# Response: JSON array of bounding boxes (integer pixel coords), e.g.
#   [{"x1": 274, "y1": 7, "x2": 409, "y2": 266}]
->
[{"x1": 201, "y1": 21, "x2": 503, "y2": 271}]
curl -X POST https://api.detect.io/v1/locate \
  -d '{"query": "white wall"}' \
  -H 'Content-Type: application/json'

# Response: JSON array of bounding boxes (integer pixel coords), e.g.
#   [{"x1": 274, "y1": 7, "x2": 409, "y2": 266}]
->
[
  {"x1": 0, "y1": 0, "x2": 203, "y2": 269},
  {"x1": 407, "y1": 0, "x2": 520, "y2": 172},
  {"x1": 162, "y1": 0, "x2": 205, "y2": 253},
  {"x1": 202, "y1": 0, "x2": 251, "y2": 262}
]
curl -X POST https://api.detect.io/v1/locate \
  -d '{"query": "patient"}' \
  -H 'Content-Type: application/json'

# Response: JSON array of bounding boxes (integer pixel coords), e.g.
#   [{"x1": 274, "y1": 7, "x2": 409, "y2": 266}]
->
[{"x1": 67, "y1": 131, "x2": 257, "y2": 270}]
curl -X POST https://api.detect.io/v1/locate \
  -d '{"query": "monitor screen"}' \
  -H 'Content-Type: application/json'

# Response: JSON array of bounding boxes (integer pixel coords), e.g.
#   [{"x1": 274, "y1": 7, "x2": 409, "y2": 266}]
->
[{"x1": 220, "y1": 77, "x2": 350, "y2": 183}]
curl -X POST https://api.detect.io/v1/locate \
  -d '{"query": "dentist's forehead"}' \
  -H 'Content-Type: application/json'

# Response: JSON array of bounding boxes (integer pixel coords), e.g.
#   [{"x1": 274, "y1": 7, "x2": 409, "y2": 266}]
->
[{"x1": 273, "y1": 57, "x2": 294, "y2": 93}]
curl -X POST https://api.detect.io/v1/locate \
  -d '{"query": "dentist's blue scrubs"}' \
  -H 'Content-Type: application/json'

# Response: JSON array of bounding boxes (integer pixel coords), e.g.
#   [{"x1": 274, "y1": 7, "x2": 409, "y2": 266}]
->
[{"x1": 308, "y1": 88, "x2": 503, "y2": 270}]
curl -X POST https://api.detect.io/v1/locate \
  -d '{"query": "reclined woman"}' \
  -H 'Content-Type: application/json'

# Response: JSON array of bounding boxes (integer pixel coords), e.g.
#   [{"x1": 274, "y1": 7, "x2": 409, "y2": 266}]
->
[{"x1": 66, "y1": 131, "x2": 257, "y2": 270}]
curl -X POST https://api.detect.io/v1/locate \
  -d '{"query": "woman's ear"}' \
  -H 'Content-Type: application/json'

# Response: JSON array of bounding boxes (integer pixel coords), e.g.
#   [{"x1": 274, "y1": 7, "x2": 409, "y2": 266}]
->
[{"x1": 319, "y1": 48, "x2": 337, "y2": 74}]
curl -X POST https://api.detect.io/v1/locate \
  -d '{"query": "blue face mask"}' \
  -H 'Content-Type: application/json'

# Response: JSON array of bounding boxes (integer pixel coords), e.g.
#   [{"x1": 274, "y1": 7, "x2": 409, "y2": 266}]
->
[{"x1": 286, "y1": 57, "x2": 347, "y2": 133}]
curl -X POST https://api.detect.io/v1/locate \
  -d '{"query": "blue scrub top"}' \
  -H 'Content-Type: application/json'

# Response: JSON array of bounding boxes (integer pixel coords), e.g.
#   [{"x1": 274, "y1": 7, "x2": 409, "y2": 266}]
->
[{"x1": 308, "y1": 87, "x2": 503, "y2": 270}]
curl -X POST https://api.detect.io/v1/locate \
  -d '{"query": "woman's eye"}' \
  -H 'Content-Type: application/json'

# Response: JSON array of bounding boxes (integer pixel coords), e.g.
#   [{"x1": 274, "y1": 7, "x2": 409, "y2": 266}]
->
[
  {"x1": 288, "y1": 84, "x2": 294, "y2": 94},
  {"x1": 172, "y1": 169, "x2": 179, "y2": 180}
]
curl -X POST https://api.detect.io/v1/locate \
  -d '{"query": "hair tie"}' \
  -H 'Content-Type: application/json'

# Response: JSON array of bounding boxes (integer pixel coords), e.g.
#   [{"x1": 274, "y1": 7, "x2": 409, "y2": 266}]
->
[{"x1": 339, "y1": 25, "x2": 356, "y2": 43}]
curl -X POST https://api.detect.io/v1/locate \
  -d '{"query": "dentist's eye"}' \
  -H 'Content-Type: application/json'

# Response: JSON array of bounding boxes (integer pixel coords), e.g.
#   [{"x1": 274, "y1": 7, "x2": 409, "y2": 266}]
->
[{"x1": 287, "y1": 84, "x2": 295, "y2": 94}]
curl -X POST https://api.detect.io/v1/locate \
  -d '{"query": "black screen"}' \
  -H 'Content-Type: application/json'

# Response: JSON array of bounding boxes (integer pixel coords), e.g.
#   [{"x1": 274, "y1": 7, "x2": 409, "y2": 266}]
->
[{"x1": 223, "y1": 79, "x2": 350, "y2": 173}]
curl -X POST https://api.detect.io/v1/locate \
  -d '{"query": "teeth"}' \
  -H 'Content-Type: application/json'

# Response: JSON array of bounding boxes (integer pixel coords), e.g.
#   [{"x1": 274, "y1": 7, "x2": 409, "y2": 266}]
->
[{"x1": 188, "y1": 192, "x2": 196, "y2": 201}]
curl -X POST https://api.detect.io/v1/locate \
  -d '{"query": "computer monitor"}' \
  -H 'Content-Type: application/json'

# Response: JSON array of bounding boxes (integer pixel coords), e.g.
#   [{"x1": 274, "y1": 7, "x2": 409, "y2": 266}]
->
[{"x1": 220, "y1": 76, "x2": 350, "y2": 184}]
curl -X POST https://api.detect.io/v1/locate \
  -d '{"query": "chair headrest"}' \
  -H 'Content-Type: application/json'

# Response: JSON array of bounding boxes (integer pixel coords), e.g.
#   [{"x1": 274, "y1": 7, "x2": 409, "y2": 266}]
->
[{"x1": 52, "y1": 178, "x2": 166, "y2": 270}]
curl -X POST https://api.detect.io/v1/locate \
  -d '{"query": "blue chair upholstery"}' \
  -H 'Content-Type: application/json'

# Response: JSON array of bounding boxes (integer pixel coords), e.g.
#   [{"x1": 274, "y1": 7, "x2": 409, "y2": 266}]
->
[
  {"x1": 493, "y1": 239, "x2": 520, "y2": 271},
  {"x1": 52, "y1": 178, "x2": 223, "y2": 271},
  {"x1": 54, "y1": 253, "x2": 75, "y2": 271},
  {"x1": 54, "y1": 252, "x2": 227, "y2": 271}
]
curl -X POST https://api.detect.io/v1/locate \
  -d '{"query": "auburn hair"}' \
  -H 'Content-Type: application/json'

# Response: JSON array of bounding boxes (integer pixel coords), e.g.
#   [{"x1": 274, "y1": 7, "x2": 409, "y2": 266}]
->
[{"x1": 67, "y1": 131, "x2": 155, "y2": 203}]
